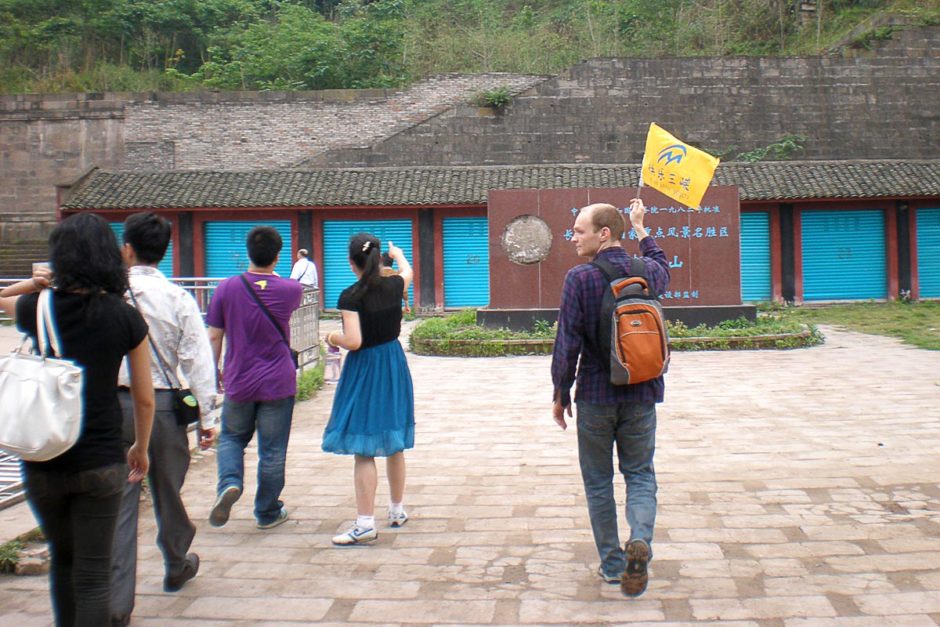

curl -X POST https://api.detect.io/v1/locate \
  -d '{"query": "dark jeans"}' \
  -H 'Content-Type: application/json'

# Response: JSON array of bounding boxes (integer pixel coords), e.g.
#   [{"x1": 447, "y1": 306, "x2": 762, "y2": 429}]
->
[{"x1": 23, "y1": 462, "x2": 126, "y2": 627}]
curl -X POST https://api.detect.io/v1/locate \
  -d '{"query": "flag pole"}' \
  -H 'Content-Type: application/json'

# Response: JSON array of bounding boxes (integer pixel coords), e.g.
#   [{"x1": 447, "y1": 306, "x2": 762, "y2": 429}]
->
[{"x1": 636, "y1": 164, "x2": 644, "y2": 203}]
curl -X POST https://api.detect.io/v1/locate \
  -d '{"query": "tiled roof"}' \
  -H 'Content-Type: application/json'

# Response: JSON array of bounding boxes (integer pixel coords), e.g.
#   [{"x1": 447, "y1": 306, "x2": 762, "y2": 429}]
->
[{"x1": 60, "y1": 160, "x2": 940, "y2": 210}]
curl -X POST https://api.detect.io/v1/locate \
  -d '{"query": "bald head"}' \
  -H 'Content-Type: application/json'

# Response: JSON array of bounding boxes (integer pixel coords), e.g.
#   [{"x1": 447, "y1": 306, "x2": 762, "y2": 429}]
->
[{"x1": 581, "y1": 203, "x2": 625, "y2": 241}]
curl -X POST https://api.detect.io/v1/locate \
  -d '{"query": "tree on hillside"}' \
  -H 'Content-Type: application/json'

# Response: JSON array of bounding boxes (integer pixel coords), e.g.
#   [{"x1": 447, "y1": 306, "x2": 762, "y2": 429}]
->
[{"x1": 0, "y1": 0, "x2": 936, "y2": 93}]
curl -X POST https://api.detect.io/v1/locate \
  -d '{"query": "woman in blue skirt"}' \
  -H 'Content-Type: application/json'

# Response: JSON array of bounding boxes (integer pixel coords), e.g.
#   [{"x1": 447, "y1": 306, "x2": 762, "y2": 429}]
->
[{"x1": 322, "y1": 233, "x2": 415, "y2": 545}]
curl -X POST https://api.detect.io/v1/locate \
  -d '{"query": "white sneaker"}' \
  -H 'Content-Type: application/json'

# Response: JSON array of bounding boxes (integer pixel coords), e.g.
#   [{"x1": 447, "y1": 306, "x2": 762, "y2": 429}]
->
[
  {"x1": 332, "y1": 524, "x2": 377, "y2": 545},
  {"x1": 387, "y1": 510, "x2": 409, "y2": 528}
]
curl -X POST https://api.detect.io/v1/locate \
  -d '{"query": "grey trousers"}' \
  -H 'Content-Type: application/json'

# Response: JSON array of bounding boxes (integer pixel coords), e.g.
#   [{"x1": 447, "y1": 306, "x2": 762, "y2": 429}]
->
[{"x1": 110, "y1": 390, "x2": 196, "y2": 620}]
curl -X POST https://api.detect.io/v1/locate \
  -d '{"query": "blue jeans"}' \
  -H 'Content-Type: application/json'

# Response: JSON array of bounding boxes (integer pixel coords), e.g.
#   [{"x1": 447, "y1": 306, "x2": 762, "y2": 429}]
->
[
  {"x1": 216, "y1": 396, "x2": 294, "y2": 525},
  {"x1": 576, "y1": 401, "x2": 657, "y2": 579}
]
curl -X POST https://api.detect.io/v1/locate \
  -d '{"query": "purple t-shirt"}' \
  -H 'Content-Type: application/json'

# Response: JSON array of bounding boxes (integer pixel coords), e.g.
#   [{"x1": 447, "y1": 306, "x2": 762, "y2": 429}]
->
[{"x1": 206, "y1": 272, "x2": 303, "y2": 402}]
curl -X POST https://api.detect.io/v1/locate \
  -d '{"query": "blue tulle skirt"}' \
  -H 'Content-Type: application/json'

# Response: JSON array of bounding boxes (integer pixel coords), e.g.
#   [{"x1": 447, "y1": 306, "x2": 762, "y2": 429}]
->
[{"x1": 321, "y1": 339, "x2": 415, "y2": 457}]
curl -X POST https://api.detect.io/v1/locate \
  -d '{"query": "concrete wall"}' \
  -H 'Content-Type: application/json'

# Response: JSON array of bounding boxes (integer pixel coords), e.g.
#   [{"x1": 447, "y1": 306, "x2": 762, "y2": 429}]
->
[
  {"x1": 0, "y1": 73, "x2": 547, "y2": 242},
  {"x1": 312, "y1": 26, "x2": 940, "y2": 168}
]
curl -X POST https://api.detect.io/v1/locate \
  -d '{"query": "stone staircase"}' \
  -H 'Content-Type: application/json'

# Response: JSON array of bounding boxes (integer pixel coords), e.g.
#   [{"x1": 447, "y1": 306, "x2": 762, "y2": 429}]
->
[{"x1": 0, "y1": 241, "x2": 47, "y2": 278}]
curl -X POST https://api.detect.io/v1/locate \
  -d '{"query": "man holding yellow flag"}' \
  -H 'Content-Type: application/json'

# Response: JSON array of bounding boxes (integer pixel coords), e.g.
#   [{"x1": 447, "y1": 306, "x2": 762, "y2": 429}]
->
[{"x1": 640, "y1": 123, "x2": 720, "y2": 210}]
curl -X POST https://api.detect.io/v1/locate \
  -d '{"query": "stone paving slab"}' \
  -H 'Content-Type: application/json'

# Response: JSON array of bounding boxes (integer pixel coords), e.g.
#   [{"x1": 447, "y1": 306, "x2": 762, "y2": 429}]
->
[{"x1": 1, "y1": 323, "x2": 940, "y2": 625}]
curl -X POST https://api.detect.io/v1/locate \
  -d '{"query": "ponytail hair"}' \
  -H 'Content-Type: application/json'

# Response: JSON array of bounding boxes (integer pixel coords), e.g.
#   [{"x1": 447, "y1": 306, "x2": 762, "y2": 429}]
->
[{"x1": 347, "y1": 232, "x2": 382, "y2": 295}]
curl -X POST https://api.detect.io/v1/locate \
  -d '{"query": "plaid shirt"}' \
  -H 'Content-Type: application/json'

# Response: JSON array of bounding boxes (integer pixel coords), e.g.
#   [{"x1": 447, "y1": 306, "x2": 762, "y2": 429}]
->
[{"x1": 551, "y1": 238, "x2": 670, "y2": 407}]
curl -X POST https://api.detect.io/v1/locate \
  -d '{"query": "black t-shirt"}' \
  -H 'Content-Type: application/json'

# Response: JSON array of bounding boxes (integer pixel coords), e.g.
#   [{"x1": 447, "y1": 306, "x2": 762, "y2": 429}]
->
[
  {"x1": 338, "y1": 275, "x2": 405, "y2": 349},
  {"x1": 16, "y1": 291, "x2": 148, "y2": 472}
]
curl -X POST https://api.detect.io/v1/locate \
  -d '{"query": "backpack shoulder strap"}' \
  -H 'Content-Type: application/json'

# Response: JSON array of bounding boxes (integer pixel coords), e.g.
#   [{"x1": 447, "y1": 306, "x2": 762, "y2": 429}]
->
[
  {"x1": 628, "y1": 256, "x2": 647, "y2": 280},
  {"x1": 586, "y1": 257, "x2": 626, "y2": 368},
  {"x1": 590, "y1": 256, "x2": 626, "y2": 285},
  {"x1": 592, "y1": 255, "x2": 647, "y2": 284}
]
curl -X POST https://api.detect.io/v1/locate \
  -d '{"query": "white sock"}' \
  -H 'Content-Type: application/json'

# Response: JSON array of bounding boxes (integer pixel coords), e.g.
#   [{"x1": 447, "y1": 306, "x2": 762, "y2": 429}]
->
[
  {"x1": 356, "y1": 515, "x2": 375, "y2": 529},
  {"x1": 389, "y1": 502, "x2": 404, "y2": 515}
]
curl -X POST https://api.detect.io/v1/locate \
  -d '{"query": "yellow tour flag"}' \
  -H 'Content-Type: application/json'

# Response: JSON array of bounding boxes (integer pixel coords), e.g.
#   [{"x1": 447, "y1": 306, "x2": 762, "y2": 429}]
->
[{"x1": 640, "y1": 123, "x2": 719, "y2": 209}]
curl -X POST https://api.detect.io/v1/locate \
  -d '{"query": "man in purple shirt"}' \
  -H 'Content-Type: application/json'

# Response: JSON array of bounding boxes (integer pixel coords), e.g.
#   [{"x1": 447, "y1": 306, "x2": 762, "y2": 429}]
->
[
  {"x1": 206, "y1": 226, "x2": 303, "y2": 530},
  {"x1": 551, "y1": 198, "x2": 670, "y2": 597}
]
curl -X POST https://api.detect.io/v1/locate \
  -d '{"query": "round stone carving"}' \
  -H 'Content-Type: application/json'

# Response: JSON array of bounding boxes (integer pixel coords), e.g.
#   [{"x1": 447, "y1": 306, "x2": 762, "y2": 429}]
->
[{"x1": 501, "y1": 215, "x2": 553, "y2": 265}]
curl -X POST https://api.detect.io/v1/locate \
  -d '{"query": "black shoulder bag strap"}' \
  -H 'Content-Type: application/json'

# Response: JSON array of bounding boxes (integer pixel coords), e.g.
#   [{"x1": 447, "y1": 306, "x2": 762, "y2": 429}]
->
[
  {"x1": 128, "y1": 288, "x2": 178, "y2": 390},
  {"x1": 239, "y1": 274, "x2": 294, "y2": 361}
]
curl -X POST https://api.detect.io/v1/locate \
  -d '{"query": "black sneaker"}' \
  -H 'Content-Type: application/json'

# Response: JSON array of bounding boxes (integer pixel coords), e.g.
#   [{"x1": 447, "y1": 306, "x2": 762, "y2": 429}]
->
[
  {"x1": 164, "y1": 553, "x2": 200, "y2": 593},
  {"x1": 621, "y1": 540, "x2": 650, "y2": 597},
  {"x1": 209, "y1": 486, "x2": 241, "y2": 527},
  {"x1": 596, "y1": 566, "x2": 620, "y2": 585}
]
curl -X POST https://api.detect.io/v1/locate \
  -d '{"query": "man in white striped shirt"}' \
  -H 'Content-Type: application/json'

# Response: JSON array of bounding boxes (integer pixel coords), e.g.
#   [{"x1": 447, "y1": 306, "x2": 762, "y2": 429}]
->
[{"x1": 110, "y1": 212, "x2": 219, "y2": 626}]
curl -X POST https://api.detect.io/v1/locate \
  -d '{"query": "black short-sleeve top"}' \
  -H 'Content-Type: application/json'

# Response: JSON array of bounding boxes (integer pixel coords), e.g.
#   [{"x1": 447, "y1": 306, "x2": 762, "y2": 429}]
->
[
  {"x1": 16, "y1": 291, "x2": 148, "y2": 472},
  {"x1": 337, "y1": 275, "x2": 404, "y2": 349}
]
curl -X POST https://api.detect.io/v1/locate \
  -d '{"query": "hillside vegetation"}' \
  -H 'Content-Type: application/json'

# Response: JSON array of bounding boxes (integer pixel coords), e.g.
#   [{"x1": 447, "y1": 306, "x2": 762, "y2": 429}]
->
[{"x1": 1, "y1": 0, "x2": 939, "y2": 94}]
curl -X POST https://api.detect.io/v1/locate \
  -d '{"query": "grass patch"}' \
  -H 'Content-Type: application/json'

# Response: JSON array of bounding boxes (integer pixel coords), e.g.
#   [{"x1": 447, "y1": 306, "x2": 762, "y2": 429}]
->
[
  {"x1": 762, "y1": 300, "x2": 940, "y2": 350},
  {"x1": 410, "y1": 310, "x2": 820, "y2": 356},
  {"x1": 410, "y1": 309, "x2": 555, "y2": 357},
  {"x1": 667, "y1": 316, "x2": 823, "y2": 351},
  {"x1": 296, "y1": 355, "x2": 326, "y2": 401}
]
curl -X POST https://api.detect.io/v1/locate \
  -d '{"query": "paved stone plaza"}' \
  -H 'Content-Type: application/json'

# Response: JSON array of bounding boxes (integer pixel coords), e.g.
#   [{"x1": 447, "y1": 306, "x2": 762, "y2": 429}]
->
[{"x1": 1, "y1": 322, "x2": 940, "y2": 625}]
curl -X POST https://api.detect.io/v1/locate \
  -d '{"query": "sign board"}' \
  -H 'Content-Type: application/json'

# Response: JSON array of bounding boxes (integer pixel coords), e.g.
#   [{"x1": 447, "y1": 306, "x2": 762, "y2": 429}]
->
[{"x1": 487, "y1": 186, "x2": 741, "y2": 309}]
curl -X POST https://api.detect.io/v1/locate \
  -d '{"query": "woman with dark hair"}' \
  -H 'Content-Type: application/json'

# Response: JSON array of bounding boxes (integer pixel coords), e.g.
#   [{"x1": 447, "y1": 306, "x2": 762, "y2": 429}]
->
[
  {"x1": 322, "y1": 232, "x2": 415, "y2": 545},
  {"x1": 0, "y1": 212, "x2": 154, "y2": 626}
]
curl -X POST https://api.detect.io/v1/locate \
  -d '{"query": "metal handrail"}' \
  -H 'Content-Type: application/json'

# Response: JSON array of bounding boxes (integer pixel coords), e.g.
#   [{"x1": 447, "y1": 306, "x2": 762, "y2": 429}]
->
[
  {"x1": 0, "y1": 452, "x2": 25, "y2": 510},
  {"x1": 0, "y1": 277, "x2": 321, "y2": 509},
  {"x1": 3, "y1": 280, "x2": 320, "y2": 367}
]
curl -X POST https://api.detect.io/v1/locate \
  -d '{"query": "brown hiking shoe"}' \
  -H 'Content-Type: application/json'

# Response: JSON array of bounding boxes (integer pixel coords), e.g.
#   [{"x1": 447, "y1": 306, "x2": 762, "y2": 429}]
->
[{"x1": 621, "y1": 540, "x2": 650, "y2": 597}]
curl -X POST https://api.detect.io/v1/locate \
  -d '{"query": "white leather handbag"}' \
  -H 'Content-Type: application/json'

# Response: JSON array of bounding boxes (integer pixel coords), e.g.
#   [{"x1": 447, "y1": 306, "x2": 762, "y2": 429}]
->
[{"x1": 0, "y1": 289, "x2": 84, "y2": 461}]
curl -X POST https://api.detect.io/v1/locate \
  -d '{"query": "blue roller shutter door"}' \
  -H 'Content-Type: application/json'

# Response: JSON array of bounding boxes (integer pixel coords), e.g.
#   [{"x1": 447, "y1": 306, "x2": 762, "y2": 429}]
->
[
  {"x1": 322, "y1": 220, "x2": 413, "y2": 309},
  {"x1": 443, "y1": 217, "x2": 490, "y2": 308},
  {"x1": 917, "y1": 207, "x2": 940, "y2": 298},
  {"x1": 204, "y1": 221, "x2": 292, "y2": 279},
  {"x1": 801, "y1": 210, "x2": 886, "y2": 301},
  {"x1": 740, "y1": 212, "x2": 771, "y2": 302},
  {"x1": 110, "y1": 222, "x2": 174, "y2": 277}
]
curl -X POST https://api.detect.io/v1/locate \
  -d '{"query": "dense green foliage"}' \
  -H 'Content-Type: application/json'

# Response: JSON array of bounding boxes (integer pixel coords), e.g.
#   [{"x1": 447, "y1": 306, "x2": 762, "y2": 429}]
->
[{"x1": 2, "y1": 0, "x2": 939, "y2": 93}]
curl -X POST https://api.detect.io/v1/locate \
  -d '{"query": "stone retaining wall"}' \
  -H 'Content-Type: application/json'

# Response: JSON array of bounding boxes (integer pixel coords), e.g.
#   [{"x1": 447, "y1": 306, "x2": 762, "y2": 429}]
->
[
  {"x1": 0, "y1": 73, "x2": 547, "y2": 242},
  {"x1": 313, "y1": 26, "x2": 940, "y2": 168}
]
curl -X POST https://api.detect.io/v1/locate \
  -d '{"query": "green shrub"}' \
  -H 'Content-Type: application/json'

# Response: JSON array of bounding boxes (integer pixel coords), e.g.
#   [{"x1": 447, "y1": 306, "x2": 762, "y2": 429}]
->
[
  {"x1": 473, "y1": 87, "x2": 513, "y2": 109},
  {"x1": 297, "y1": 356, "x2": 326, "y2": 401},
  {"x1": 0, "y1": 540, "x2": 22, "y2": 574},
  {"x1": 736, "y1": 134, "x2": 807, "y2": 162}
]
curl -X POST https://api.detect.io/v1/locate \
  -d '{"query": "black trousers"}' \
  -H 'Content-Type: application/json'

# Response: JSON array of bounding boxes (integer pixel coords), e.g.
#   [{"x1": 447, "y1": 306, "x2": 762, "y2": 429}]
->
[{"x1": 23, "y1": 462, "x2": 126, "y2": 627}]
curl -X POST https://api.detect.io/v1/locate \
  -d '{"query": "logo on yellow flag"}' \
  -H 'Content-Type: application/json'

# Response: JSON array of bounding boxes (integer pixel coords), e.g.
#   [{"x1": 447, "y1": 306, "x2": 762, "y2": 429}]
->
[{"x1": 641, "y1": 123, "x2": 719, "y2": 210}]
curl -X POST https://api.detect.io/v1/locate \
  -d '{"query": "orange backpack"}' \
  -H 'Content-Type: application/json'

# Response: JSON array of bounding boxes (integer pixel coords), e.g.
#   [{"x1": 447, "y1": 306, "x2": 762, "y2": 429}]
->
[{"x1": 591, "y1": 257, "x2": 670, "y2": 386}]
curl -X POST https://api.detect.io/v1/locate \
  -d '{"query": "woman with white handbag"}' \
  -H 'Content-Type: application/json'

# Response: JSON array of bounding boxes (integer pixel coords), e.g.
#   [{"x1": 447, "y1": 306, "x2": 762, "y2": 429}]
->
[{"x1": 0, "y1": 213, "x2": 155, "y2": 626}]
